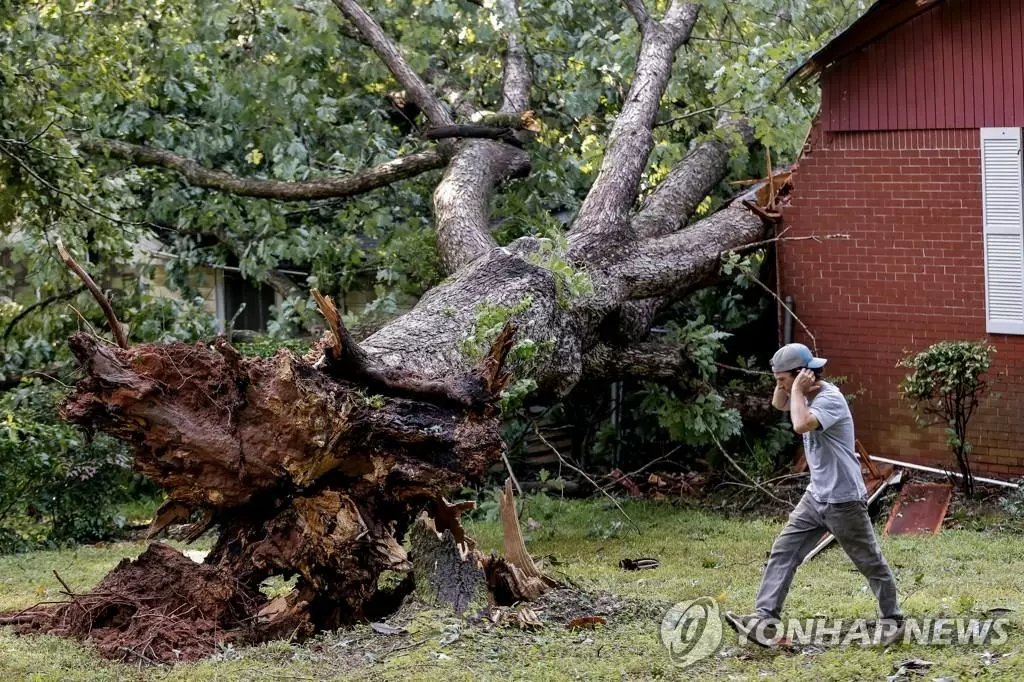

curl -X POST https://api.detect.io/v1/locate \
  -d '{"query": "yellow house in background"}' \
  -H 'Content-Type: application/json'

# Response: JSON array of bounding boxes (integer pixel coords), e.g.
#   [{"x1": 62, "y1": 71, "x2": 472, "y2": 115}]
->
[{"x1": 2, "y1": 233, "x2": 392, "y2": 336}]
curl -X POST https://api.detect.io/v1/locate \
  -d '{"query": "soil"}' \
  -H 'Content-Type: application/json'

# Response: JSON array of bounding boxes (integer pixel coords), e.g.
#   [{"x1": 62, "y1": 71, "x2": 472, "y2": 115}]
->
[{"x1": 3, "y1": 543, "x2": 262, "y2": 663}]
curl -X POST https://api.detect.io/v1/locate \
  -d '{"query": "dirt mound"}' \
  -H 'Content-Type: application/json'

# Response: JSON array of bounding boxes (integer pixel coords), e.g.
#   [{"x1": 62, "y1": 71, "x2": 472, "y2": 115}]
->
[{"x1": 3, "y1": 543, "x2": 263, "y2": 663}]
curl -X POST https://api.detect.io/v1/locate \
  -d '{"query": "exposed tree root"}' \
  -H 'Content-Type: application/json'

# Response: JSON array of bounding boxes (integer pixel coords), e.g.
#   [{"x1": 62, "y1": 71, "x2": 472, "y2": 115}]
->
[{"x1": 4, "y1": 326, "x2": 552, "y2": 663}]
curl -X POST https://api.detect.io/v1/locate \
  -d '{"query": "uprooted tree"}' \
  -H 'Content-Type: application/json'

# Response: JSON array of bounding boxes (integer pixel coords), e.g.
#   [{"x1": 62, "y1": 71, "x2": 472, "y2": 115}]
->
[{"x1": 0, "y1": 0, "x2": 842, "y2": 663}]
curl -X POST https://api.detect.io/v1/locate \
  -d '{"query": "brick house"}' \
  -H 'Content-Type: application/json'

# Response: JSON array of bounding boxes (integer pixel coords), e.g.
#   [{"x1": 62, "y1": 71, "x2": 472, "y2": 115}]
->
[{"x1": 778, "y1": 0, "x2": 1024, "y2": 477}]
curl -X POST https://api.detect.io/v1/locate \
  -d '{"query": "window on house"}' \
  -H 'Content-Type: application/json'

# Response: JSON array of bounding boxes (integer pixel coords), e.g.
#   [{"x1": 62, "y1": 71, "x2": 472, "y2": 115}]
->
[
  {"x1": 221, "y1": 271, "x2": 275, "y2": 332},
  {"x1": 981, "y1": 127, "x2": 1024, "y2": 334}
]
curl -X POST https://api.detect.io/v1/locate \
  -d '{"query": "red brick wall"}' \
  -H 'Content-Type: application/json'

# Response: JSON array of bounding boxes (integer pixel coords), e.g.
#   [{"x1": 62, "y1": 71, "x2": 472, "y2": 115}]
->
[{"x1": 778, "y1": 125, "x2": 1024, "y2": 478}]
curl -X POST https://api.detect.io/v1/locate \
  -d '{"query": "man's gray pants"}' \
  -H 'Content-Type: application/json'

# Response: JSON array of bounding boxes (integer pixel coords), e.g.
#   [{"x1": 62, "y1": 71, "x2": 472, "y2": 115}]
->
[{"x1": 754, "y1": 491, "x2": 902, "y2": 621}]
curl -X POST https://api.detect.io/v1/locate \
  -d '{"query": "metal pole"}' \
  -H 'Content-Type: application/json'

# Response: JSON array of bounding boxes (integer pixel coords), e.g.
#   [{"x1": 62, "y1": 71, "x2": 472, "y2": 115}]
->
[
  {"x1": 868, "y1": 455, "x2": 1019, "y2": 489},
  {"x1": 783, "y1": 295, "x2": 794, "y2": 344}
]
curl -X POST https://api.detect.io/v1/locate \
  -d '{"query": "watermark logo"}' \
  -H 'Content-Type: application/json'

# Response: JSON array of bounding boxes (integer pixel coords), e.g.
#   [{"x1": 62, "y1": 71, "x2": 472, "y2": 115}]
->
[
  {"x1": 660, "y1": 597, "x2": 1010, "y2": 665},
  {"x1": 659, "y1": 597, "x2": 723, "y2": 668},
  {"x1": 741, "y1": 617, "x2": 1012, "y2": 648}
]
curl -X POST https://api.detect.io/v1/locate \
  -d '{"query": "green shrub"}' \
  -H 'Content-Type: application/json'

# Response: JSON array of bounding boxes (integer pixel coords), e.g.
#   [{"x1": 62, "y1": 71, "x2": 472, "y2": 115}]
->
[
  {"x1": 899, "y1": 340, "x2": 995, "y2": 498},
  {"x1": 234, "y1": 336, "x2": 313, "y2": 358},
  {"x1": 0, "y1": 380, "x2": 156, "y2": 552},
  {"x1": 999, "y1": 482, "x2": 1024, "y2": 521}
]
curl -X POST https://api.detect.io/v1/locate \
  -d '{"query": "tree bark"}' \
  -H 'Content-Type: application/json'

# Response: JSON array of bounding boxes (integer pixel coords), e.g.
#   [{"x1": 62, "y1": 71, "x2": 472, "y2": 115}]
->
[
  {"x1": 568, "y1": 2, "x2": 700, "y2": 263},
  {"x1": 82, "y1": 140, "x2": 444, "y2": 200}
]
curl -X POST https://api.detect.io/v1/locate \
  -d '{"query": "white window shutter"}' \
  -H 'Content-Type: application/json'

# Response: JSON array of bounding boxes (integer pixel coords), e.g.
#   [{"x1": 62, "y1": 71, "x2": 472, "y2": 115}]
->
[{"x1": 981, "y1": 127, "x2": 1024, "y2": 334}]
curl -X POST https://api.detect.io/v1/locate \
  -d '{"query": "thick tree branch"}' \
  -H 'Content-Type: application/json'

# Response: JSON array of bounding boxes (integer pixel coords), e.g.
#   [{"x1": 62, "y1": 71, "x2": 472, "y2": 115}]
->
[
  {"x1": 424, "y1": 125, "x2": 524, "y2": 147},
  {"x1": 582, "y1": 340, "x2": 694, "y2": 382},
  {"x1": 623, "y1": 0, "x2": 652, "y2": 32},
  {"x1": 82, "y1": 140, "x2": 444, "y2": 200},
  {"x1": 330, "y1": 0, "x2": 453, "y2": 128},
  {"x1": 433, "y1": 140, "x2": 529, "y2": 273},
  {"x1": 430, "y1": 0, "x2": 532, "y2": 274},
  {"x1": 56, "y1": 239, "x2": 129, "y2": 349},
  {"x1": 633, "y1": 123, "x2": 751, "y2": 240},
  {"x1": 605, "y1": 204, "x2": 765, "y2": 301},
  {"x1": 598, "y1": 296, "x2": 663, "y2": 344},
  {"x1": 568, "y1": 3, "x2": 700, "y2": 262},
  {"x1": 601, "y1": 117, "x2": 754, "y2": 340},
  {"x1": 496, "y1": 0, "x2": 530, "y2": 114}
]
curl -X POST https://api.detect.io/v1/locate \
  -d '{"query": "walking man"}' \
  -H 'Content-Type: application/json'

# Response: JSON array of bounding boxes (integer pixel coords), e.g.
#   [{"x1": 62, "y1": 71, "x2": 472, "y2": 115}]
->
[{"x1": 724, "y1": 343, "x2": 904, "y2": 646}]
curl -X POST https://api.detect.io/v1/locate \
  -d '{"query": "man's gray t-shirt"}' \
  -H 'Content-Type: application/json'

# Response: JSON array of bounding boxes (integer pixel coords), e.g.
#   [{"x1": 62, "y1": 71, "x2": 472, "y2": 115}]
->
[{"x1": 800, "y1": 382, "x2": 867, "y2": 503}]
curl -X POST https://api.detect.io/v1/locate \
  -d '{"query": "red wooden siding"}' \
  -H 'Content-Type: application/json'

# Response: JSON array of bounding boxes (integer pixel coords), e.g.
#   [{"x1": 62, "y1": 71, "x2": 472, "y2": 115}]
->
[{"x1": 822, "y1": 0, "x2": 1024, "y2": 132}]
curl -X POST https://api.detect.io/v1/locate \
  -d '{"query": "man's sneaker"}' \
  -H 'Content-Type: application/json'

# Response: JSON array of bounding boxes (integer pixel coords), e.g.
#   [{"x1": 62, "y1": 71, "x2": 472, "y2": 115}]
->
[
  {"x1": 878, "y1": 617, "x2": 905, "y2": 646},
  {"x1": 724, "y1": 611, "x2": 779, "y2": 648}
]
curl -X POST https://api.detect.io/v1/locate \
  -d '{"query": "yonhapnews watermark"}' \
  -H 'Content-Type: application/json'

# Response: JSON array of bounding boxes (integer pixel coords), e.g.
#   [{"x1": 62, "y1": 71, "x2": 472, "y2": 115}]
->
[
  {"x1": 659, "y1": 597, "x2": 724, "y2": 669},
  {"x1": 659, "y1": 597, "x2": 1011, "y2": 668}
]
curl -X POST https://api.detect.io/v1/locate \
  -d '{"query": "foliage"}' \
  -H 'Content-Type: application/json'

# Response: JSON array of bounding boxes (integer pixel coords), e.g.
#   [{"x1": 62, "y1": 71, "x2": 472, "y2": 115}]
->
[
  {"x1": 0, "y1": 0, "x2": 864, "y2": 346},
  {"x1": 899, "y1": 341, "x2": 995, "y2": 497},
  {"x1": 0, "y1": 380, "x2": 156, "y2": 552},
  {"x1": 999, "y1": 482, "x2": 1024, "y2": 522},
  {"x1": 640, "y1": 320, "x2": 742, "y2": 447},
  {"x1": 234, "y1": 336, "x2": 313, "y2": 358},
  {"x1": 995, "y1": 483, "x2": 1024, "y2": 524},
  {"x1": 607, "y1": 249, "x2": 795, "y2": 476},
  {"x1": 0, "y1": 284, "x2": 211, "y2": 552}
]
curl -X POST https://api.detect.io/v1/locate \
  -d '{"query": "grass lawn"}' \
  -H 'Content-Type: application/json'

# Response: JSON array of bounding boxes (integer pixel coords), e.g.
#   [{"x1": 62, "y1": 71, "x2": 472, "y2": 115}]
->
[{"x1": 1, "y1": 493, "x2": 1022, "y2": 681}]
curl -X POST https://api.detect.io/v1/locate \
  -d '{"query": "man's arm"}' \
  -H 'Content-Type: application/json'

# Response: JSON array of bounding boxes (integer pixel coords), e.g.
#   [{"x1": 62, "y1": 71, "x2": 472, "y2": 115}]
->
[
  {"x1": 772, "y1": 385, "x2": 790, "y2": 411},
  {"x1": 790, "y1": 369, "x2": 821, "y2": 434}
]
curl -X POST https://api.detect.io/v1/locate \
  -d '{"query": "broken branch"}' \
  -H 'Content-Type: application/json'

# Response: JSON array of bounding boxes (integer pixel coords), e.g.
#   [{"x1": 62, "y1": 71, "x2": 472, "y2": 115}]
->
[
  {"x1": 720, "y1": 231, "x2": 851, "y2": 257},
  {"x1": 55, "y1": 238, "x2": 128, "y2": 349},
  {"x1": 732, "y1": 266, "x2": 817, "y2": 354},
  {"x1": 423, "y1": 125, "x2": 524, "y2": 147},
  {"x1": 82, "y1": 140, "x2": 444, "y2": 200},
  {"x1": 312, "y1": 288, "x2": 510, "y2": 407},
  {"x1": 707, "y1": 431, "x2": 789, "y2": 506},
  {"x1": 330, "y1": 0, "x2": 453, "y2": 128},
  {"x1": 533, "y1": 423, "x2": 641, "y2": 534}
]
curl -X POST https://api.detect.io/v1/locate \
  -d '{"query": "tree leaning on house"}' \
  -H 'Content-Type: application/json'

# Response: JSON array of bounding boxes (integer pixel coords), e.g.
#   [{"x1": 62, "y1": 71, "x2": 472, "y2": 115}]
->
[{"x1": 0, "y1": 0, "x2": 855, "y2": 660}]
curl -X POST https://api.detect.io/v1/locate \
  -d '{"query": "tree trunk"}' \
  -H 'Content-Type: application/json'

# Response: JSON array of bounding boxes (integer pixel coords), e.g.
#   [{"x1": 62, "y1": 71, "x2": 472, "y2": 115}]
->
[{"x1": 6, "y1": 0, "x2": 783, "y2": 663}]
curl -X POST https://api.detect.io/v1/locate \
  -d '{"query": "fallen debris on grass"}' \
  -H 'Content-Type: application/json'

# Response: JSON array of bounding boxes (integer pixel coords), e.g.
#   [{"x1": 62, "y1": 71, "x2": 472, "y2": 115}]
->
[
  {"x1": 618, "y1": 558, "x2": 660, "y2": 571},
  {"x1": 3, "y1": 543, "x2": 259, "y2": 662},
  {"x1": 884, "y1": 482, "x2": 953, "y2": 536},
  {"x1": 565, "y1": 616, "x2": 607, "y2": 629}
]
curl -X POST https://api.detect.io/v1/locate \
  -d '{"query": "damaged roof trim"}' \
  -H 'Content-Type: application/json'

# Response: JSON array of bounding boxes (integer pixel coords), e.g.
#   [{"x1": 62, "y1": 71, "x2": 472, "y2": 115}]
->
[{"x1": 784, "y1": 0, "x2": 947, "y2": 87}]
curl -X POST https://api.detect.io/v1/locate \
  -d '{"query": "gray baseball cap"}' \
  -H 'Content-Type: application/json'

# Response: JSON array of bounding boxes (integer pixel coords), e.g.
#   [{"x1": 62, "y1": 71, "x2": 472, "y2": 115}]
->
[{"x1": 770, "y1": 343, "x2": 827, "y2": 372}]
